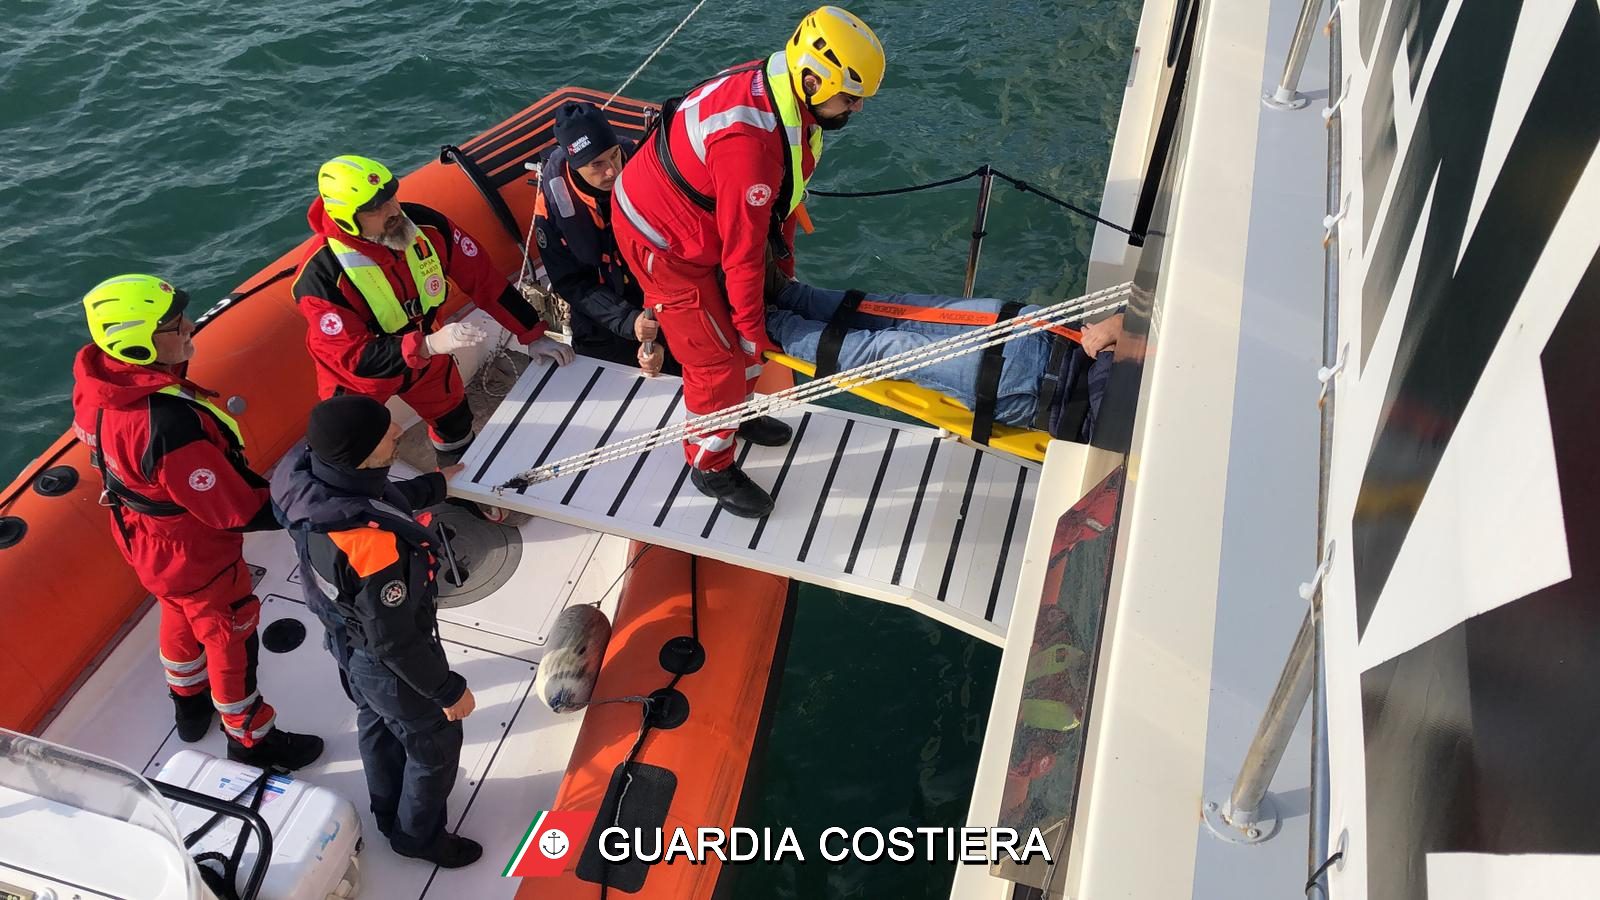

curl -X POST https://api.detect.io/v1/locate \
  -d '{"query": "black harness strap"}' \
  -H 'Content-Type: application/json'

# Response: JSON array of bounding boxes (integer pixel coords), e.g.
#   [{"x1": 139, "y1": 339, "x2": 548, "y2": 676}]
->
[
  {"x1": 971, "y1": 301, "x2": 1025, "y2": 446},
  {"x1": 649, "y1": 61, "x2": 798, "y2": 259},
  {"x1": 92, "y1": 409, "x2": 184, "y2": 551},
  {"x1": 813, "y1": 290, "x2": 867, "y2": 378},
  {"x1": 653, "y1": 97, "x2": 715, "y2": 212}
]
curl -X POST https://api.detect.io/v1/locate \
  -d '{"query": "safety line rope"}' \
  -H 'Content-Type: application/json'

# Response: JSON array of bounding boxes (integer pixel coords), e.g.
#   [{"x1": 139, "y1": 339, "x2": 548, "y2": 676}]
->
[
  {"x1": 809, "y1": 166, "x2": 1145, "y2": 240},
  {"x1": 806, "y1": 167, "x2": 987, "y2": 199},
  {"x1": 495, "y1": 281, "x2": 1132, "y2": 490},
  {"x1": 603, "y1": 0, "x2": 713, "y2": 110}
]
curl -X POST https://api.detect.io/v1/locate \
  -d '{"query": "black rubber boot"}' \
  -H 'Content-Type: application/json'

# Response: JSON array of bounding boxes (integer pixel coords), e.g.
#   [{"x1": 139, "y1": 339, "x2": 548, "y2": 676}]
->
[
  {"x1": 171, "y1": 692, "x2": 214, "y2": 743},
  {"x1": 394, "y1": 833, "x2": 483, "y2": 869},
  {"x1": 736, "y1": 415, "x2": 792, "y2": 447},
  {"x1": 227, "y1": 728, "x2": 325, "y2": 772},
  {"x1": 690, "y1": 465, "x2": 774, "y2": 519}
]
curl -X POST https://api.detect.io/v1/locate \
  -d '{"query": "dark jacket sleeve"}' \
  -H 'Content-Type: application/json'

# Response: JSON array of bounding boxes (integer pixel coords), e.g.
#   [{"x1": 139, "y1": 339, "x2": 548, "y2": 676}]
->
[
  {"x1": 395, "y1": 472, "x2": 447, "y2": 512},
  {"x1": 351, "y1": 546, "x2": 466, "y2": 706},
  {"x1": 535, "y1": 215, "x2": 640, "y2": 342}
]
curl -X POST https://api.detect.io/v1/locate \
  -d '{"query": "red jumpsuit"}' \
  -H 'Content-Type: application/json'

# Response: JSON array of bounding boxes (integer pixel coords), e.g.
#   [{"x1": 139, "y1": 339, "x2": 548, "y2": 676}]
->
[
  {"x1": 612, "y1": 61, "x2": 818, "y2": 471},
  {"x1": 293, "y1": 200, "x2": 547, "y2": 449},
  {"x1": 71, "y1": 348, "x2": 281, "y2": 745}
]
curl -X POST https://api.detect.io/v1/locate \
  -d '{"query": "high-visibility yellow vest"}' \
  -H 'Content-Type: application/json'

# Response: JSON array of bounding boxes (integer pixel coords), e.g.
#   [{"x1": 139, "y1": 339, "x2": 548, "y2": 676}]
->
[
  {"x1": 157, "y1": 385, "x2": 244, "y2": 449},
  {"x1": 327, "y1": 232, "x2": 446, "y2": 333},
  {"x1": 763, "y1": 51, "x2": 825, "y2": 215}
]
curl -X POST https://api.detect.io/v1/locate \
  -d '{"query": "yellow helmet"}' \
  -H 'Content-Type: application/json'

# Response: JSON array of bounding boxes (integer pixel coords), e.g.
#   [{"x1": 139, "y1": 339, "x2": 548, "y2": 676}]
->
[
  {"x1": 786, "y1": 6, "x2": 886, "y2": 104},
  {"x1": 318, "y1": 155, "x2": 397, "y2": 235},
  {"x1": 82, "y1": 274, "x2": 190, "y2": 365}
]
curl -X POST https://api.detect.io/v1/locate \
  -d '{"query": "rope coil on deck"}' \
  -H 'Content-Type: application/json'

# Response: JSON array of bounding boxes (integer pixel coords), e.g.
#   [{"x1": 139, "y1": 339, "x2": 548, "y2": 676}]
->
[{"x1": 494, "y1": 281, "x2": 1135, "y2": 491}]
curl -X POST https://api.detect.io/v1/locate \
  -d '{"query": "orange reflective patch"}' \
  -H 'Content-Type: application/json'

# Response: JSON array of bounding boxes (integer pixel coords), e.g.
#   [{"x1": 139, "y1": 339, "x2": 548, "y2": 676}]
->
[{"x1": 329, "y1": 528, "x2": 401, "y2": 578}]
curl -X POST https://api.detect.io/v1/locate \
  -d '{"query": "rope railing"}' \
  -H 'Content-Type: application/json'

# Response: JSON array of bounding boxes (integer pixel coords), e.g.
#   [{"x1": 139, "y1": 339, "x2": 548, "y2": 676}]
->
[
  {"x1": 495, "y1": 281, "x2": 1133, "y2": 491},
  {"x1": 808, "y1": 166, "x2": 1145, "y2": 240}
]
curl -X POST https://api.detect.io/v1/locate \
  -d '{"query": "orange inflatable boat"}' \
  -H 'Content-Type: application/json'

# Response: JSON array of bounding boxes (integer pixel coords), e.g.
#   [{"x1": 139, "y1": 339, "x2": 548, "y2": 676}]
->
[
  {"x1": 0, "y1": 87, "x2": 654, "y2": 733},
  {"x1": 524, "y1": 543, "x2": 793, "y2": 898},
  {"x1": 0, "y1": 89, "x2": 793, "y2": 899}
]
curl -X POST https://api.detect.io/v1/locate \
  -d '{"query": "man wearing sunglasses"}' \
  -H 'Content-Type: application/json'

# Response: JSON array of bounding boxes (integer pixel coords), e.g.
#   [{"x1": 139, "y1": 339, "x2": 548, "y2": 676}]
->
[
  {"x1": 72, "y1": 274, "x2": 324, "y2": 770},
  {"x1": 612, "y1": 6, "x2": 886, "y2": 518},
  {"x1": 294, "y1": 155, "x2": 574, "y2": 469}
]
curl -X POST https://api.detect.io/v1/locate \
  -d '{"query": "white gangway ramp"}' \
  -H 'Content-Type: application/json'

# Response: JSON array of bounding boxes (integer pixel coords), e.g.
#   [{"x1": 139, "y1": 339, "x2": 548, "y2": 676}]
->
[{"x1": 451, "y1": 356, "x2": 1040, "y2": 643}]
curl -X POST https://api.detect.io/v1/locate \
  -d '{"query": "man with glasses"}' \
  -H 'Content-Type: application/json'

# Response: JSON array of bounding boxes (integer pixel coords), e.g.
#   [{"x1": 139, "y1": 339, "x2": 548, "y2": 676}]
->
[
  {"x1": 72, "y1": 274, "x2": 324, "y2": 770},
  {"x1": 294, "y1": 155, "x2": 574, "y2": 469},
  {"x1": 612, "y1": 6, "x2": 887, "y2": 518}
]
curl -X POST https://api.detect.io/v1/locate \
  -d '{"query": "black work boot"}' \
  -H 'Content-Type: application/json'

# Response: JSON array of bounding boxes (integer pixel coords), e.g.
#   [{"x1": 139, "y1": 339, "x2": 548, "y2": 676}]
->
[
  {"x1": 227, "y1": 728, "x2": 325, "y2": 772},
  {"x1": 690, "y1": 465, "x2": 774, "y2": 519},
  {"x1": 171, "y1": 692, "x2": 214, "y2": 743},
  {"x1": 737, "y1": 415, "x2": 792, "y2": 447},
  {"x1": 394, "y1": 833, "x2": 483, "y2": 869},
  {"x1": 433, "y1": 441, "x2": 472, "y2": 468}
]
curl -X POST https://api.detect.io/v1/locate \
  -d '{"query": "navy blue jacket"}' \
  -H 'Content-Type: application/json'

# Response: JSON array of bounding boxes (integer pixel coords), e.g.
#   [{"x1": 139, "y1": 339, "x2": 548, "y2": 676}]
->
[
  {"x1": 271, "y1": 448, "x2": 464, "y2": 706},
  {"x1": 534, "y1": 142, "x2": 646, "y2": 361}
]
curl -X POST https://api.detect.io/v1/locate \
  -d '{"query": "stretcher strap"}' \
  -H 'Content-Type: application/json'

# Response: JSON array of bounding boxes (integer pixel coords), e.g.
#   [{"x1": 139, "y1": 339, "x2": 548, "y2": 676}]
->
[
  {"x1": 498, "y1": 282, "x2": 1135, "y2": 490},
  {"x1": 1032, "y1": 332, "x2": 1073, "y2": 433},
  {"x1": 814, "y1": 289, "x2": 867, "y2": 378},
  {"x1": 972, "y1": 301, "x2": 1025, "y2": 446}
]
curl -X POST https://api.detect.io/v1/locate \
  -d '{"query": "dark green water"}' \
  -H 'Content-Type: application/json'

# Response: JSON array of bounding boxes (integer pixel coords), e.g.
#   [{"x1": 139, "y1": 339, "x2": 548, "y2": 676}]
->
[{"x1": 1, "y1": 1, "x2": 1137, "y2": 895}]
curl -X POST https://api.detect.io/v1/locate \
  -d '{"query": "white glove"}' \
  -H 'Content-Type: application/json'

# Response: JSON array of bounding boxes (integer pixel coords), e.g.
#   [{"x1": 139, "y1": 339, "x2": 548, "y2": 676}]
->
[
  {"x1": 524, "y1": 335, "x2": 575, "y2": 366},
  {"x1": 425, "y1": 322, "x2": 487, "y2": 356}
]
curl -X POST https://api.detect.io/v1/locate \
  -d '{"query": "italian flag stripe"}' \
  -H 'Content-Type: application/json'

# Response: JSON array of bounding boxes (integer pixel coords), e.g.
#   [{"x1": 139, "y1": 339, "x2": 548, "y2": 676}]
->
[{"x1": 503, "y1": 809, "x2": 548, "y2": 878}]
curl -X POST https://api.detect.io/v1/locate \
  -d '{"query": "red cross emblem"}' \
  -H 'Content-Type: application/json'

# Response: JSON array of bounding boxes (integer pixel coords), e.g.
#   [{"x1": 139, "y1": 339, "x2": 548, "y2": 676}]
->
[{"x1": 367, "y1": 173, "x2": 382, "y2": 185}]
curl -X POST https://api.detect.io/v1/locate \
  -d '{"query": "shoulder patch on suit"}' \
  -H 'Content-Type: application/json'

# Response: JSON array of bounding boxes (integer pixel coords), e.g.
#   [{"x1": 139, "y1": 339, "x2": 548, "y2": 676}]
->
[
  {"x1": 329, "y1": 527, "x2": 402, "y2": 578},
  {"x1": 379, "y1": 579, "x2": 407, "y2": 607}
]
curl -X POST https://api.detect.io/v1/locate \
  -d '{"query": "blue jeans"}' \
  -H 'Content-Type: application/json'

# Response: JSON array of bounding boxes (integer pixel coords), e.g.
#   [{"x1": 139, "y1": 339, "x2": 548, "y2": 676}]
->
[{"x1": 764, "y1": 282, "x2": 1051, "y2": 427}]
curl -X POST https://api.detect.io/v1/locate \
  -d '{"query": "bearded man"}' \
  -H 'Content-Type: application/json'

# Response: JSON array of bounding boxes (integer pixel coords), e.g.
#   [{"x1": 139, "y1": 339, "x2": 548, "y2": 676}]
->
[{"x1": 292, "y1": 155, "x2": 573, "y2": 465}]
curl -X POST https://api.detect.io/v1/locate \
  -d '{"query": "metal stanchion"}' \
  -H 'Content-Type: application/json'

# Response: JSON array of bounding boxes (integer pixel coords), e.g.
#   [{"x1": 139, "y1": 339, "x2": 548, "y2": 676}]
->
[
  {"x1": 1263, "y1": 0, "x2": 1324, "y2": 110},
  {"x1": 962, "y1": 165, "x2": 995, "y2": 297}
]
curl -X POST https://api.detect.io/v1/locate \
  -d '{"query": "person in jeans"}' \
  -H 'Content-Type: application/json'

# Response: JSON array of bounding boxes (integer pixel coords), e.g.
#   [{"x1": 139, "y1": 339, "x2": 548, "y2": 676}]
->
[{"x1": 765, "y1": 279, "x2": 1122, "y2": 438}]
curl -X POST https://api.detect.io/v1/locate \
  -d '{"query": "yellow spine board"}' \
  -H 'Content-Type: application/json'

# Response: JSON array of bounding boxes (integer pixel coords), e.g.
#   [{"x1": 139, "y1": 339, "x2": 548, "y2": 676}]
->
[{"x1": 765, "y1": 351, "x2": 1050, "y2": 462}]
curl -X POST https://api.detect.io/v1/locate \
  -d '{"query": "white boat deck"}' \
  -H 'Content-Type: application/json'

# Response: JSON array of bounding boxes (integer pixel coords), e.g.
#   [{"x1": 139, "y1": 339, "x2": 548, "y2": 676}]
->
[
  {"x1": 450, "y1": 355, "x2": 1041, "y2": 645},
  {"x1": 40, "y1": 504, "x2": 628, "y2": 900}
]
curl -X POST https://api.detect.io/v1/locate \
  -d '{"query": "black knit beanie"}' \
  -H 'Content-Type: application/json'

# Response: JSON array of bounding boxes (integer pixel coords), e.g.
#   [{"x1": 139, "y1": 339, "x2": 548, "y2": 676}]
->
[
  {"x1": 553, "y1": 101, "x2": 620, "y2": 168},
  {"x1": 307, "y1": 395, "x2": 392, "y2": 467}
]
